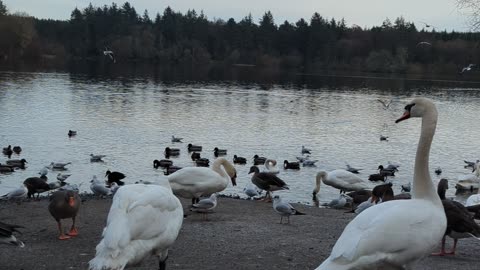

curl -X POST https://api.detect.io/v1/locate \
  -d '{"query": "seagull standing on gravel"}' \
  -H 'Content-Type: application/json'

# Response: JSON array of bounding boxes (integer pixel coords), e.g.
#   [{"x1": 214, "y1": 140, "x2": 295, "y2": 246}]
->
[
  {"x1": 272, "y1": 196, "x2": 305, "y2": 224},
  {"x1": 244, "y1": 185, "x2": 262, "y2": 199},
  {"x1": 191, "y1": 193, "x2": 218, "y2": 220},
  {"x1": 90, "y1": 175, "x2": 112, "y2": 197}
]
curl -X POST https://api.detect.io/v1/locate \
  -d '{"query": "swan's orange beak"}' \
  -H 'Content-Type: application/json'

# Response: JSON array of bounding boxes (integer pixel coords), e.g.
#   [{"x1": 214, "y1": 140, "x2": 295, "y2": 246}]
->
[
  {"x1": 395, "y1": 111, "x2": 410, "y2": 123},
  {"x1": 68, "y1": 196, "x2": 75, "y2": 207}
]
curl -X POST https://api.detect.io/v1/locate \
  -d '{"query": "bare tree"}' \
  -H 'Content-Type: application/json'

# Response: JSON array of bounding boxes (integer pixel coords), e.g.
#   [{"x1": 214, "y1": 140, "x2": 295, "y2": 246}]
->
[{"x1": 457, "y1": 0, "x2": 480, "y2": 30}]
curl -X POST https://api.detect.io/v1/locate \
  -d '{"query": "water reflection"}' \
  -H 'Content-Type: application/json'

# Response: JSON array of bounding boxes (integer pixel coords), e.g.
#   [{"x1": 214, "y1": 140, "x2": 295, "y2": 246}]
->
[{"x1": 0, "y1": 69, "x2": 480, "y2": 206}]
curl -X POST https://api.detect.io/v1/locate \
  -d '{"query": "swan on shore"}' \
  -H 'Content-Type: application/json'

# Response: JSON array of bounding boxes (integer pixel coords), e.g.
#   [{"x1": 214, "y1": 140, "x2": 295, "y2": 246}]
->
[
  {"x1": 317, "y1": 98, "x2": 447, "y2": 270},
  {"x1": 313, "y1": 169, "x2": 370, "y2": 195}
]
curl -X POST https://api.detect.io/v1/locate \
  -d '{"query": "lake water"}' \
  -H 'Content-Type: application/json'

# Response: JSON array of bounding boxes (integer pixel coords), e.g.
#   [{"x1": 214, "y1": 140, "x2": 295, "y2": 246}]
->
[{"x1": 1, "y1": 69, "x2": 480, "y2": 205}]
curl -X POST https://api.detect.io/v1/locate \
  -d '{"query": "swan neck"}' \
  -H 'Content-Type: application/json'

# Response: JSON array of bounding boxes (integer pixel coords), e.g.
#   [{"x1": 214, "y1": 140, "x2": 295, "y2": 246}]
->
[
  {"x1": 313, "y1": 173, "x2": 323, "y2": 194},
  {"x1": 212, "y1": 158, "x2": 228, "y2": 180},
  {"x1": 412, "y1": 110, "x2": 440, "y2": 204}
]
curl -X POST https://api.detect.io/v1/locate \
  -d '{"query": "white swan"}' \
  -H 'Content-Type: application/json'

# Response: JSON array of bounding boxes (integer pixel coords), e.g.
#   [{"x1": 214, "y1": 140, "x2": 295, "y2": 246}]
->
[
  {"x1": 264, "y1": 159, "x2": 280, "y2": 174},
  {"x1": 89, "y1": 183, "x2": 183, "y2": 270},
  {"x1": 466, "y1": 164, "x2": 480, "y2": 206},
  {"x1": 168, "y1": 157, "x2": 237, "y2": 204},
  {"x1": 317, "y1": 97, "x2": 447, "y2": 270},
  {"x1": 313, "y1": 169, "x2": 370, "y2": 195},
  {"x1": 456, "y1": 166, "x2": 480, "y2": 192}
]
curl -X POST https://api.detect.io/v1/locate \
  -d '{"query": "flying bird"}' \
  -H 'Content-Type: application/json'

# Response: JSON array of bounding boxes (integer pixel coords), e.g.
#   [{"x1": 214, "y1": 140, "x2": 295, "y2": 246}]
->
[
  {"x1": 460, "y1": 64, "x2": 476, "y2": 74},
  {"x1": 103, "y1": 47, "x2": 116, "y2": 63},
  {"x1": 377, "y1": 98, "x2": 392, "y2": 109}
]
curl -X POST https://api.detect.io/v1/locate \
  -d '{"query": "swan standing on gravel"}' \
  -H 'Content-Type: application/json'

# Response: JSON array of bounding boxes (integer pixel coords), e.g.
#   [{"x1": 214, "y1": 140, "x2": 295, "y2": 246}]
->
[
  {"x1": 313, "y1": 169, "x2": 370, "y2": 195},
  {"x1": 89, "y1": 183, "x2": 183, "y2": 270},
  {"x1": 168, "y1": 157, "x2": 237, "y2": 205},
  {"x1": 317, "y1": 98, "x2": 447, "y2": 270}
]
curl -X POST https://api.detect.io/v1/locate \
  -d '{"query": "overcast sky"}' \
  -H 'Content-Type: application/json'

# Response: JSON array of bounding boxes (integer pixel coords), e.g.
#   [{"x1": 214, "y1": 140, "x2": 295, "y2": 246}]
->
[{"x1": 3, "y1": 0, "x2": 473, "y2": 32}]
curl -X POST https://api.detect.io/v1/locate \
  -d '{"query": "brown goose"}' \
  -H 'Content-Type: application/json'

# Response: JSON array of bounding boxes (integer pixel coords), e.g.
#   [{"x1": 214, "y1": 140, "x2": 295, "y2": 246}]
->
[
  {"x1": 433, "y1": 178, "x2": 480, "y2": 256},
  {"x1": 48, "y1": 190, "x2": 81, "y2": 240},
  {"x1": 248, "y1": 166, "x2": 288, "y2": 201},
  {"x1": 23, "y1": 176, "x2": 50, "y2": 198}
]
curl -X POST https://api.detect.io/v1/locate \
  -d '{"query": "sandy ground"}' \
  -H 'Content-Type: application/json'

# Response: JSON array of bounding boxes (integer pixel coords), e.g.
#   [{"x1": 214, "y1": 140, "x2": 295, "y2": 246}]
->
[{"x1": 1, "y1": 196, "x2": 480, "y2": 270}]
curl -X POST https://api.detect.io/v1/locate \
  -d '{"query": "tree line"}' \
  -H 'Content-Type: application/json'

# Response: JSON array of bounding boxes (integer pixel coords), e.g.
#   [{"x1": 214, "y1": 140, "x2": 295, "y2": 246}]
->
[{"x1": 1, "y1": 0, "x2": 480, "y2": 75}]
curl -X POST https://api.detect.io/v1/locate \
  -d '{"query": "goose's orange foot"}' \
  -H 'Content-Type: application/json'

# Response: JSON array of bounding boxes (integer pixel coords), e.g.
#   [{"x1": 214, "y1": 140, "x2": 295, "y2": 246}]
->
[
  {"x1": 58, "y1": 234, "x2": 71, "y2": 240},
  {"x1": 68, "y1": 228, "x2": 78, "y2": 236},
  {"x1": 431, "y1": 251, "x2": 446, "y2": 256}
]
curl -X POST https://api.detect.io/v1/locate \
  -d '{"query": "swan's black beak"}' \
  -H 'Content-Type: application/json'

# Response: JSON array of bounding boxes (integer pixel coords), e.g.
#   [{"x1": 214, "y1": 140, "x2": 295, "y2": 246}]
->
[{"x1": 395, "y1": 111, "x2": 410, "y2": 123}]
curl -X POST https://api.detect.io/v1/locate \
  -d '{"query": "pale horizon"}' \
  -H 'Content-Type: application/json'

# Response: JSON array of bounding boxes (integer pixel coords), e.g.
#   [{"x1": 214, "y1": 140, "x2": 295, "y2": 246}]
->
[{"x1": 2, "y1": 0, "x2": 475, "y2": 32}]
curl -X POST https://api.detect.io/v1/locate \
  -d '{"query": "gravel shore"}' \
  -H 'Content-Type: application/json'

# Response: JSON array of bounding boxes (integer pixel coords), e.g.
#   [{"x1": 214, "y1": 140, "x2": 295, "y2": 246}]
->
[{"x1": 1, "y1": 196, "x2": 479, "y2": 270}]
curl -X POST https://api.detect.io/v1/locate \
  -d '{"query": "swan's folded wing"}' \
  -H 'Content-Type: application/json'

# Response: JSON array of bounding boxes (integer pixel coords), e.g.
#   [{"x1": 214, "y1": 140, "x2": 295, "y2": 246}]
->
[{"x1": 331, "y1": 170, "x2": 364, "y2": 184}]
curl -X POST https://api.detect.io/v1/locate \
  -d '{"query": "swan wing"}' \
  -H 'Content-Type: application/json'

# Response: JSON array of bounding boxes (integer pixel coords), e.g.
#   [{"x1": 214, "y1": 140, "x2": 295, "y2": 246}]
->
[
  {"x1": 466, "y1": 194, "x2": 480, "y2": 207},
  {"x1": 320, "y1": 200, "x2": 445, "y2": 269},
  {"x1": 330, "y1": 170, "x2": 364, "y2": 185}
]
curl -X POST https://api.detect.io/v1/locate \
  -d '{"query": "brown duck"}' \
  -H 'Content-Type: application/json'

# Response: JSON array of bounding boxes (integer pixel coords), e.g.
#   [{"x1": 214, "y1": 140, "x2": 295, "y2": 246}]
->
[{"x1": 48, "y1": 190, "x2": 81, "y2": 240}]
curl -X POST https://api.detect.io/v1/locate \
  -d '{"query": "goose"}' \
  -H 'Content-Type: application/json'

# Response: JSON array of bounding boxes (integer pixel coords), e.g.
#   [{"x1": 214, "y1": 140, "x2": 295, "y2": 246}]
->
[
  {"x1": 89, "y1": 183, "x2": 183, "y2": 270},
  {"x1": 0, "y1": 221, "x2": 24, "y2": 247},
  {"x1": 153, "y1": 159, "x2": 173, "y2": 169},
  {"x1": 314, "y1": 169, "x2": 370, "y2": 195},
  {"x1": 171, "y1": 135, "x2": 183, "y2": 143},
  {"x1": 68, "y1": 130, "x2": 77, "y2": 137},
  {"x1": 90, "y1": 154, "x2": 106, "y2": 162},
  {"x1": 12, "y1": 146, "x2": 22, "y2": 154},
  {"x1": 301, "y1": 145, "x2": 312, "y2": 154},
  {"x1": 195, "y1": 158, "x2": 209, "y2": 167},
  {"x1": 168, "y1": 157, "x2": 237, "y2": 205},
  {"x1": 191, "y1": 193, "x2": 218, "y2": 220},
  {"x1": 49, "y1": 190, "x2": 81, "y2": 240},
  {"x1": 191, "y1": 152, "x2": 201, "y2": 161},
  {"x1": 249, "y1": 166, "x2": 288, "y2": 201},
  {"x1": 371, "y1": 182, "x2": 393, "y2": 203},
  {"x1": 187, "y1": 143, "x2": 202, "y2": 152},
  {"x1": 6, "y1": 159, "x2": 27, "y2": 169},
  {"x1": 164, "y1": 147, "x2": 180, "y2": 158},
  {"x1": 283, "y1": 160, "x2": 300, "y2": 170},
  {"x1": 49, "y1": 162, "x2": 71, "y2": 170},
  {"x1": 233, "y1": 155, "x2": 247, "y2": 164},
  {"x1": 345, "y1": 190, "x2": 372, "y2": 209},
  {"x1": 316, "y1": 97, "x2": 447, "y2": 270},
  {"x1": 2, "y1": 145, "x2": 12, "y2": 157},
  {"x1": 1, "y1": 184, "x2": 28, "y2": 201},
  {"x1": 264, "y1": 159, "x2": 280, "y2": 174},
  {"x1": 105, "y1": 170, "x2": 126, "y2": 186},
  {"x1": 253, "y1": 155, "x2": 267, "y2": 165},
  {"x1": 433, "y1": 178, "x2": 480, "y2": 256},
  {"x1": 213, "y1": 147, "x2": 227, "y2": 157},
  {"x1": 272, "y1": 196, "x2": 305, "y2": 224},
  {"x1": 90, "y1": 175, "x2": 112, "y2": 197},
  {"x1": 345, "y1": 164, "x2": 362, "y2": 174},
  {"x1": 23, "y1": 177, "x2": 50, "y2": 198}
]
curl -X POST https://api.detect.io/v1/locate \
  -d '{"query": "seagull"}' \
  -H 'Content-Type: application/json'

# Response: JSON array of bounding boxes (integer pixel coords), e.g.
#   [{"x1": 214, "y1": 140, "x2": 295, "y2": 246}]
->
[
  {"x1": 57, "y1": 173, "x2": 71, "y2": 182},
  {"x1": 377, "y1": 98, "x2": 393, "y2": 109},
  {"x1": 1, "y1": 185, "x2": 28, "y2": 201},
  {"x1": 460, "y1": 64, "x2": 475, "y2": 74},
  {"x1": 272, "y1": 196, "x2": 305, "y2": 224},
  {"x1": 49, "y1": 162, "x2": 71, "y2": 170},
  {"x1": 103, "y1": 47, "x2": 116, "y2": 63},
  {"x1": 191, "y1": 193, "x2": 218, "y2": 220},
  {"x1": 301, "y1": 145, "x2": 312, "y2": 155},
  {"x1": 416, "y1": 41, "x2": 432, "y2": 47},
  {"x1": 0, "y1": 221, "x2": 25, "y2": 247},
  {"x1": 38, "y1": 167, "x2": 49, "y2": 177},
  {"x1": 243, "y1": 185, "x2": 262, "y2": 199},
  {"x1": 90, "y1": 154, "x2": 106, "y2": 162},
  {"x1": 419, "y1": 21, "x2": 435, "y2": 28},
  {"x1": 327, "y1": 194, "x2": 351, "y2": 209},
  {"x1": 346, "y1": 164, "x2": 362, "y2": 174},
  {"x1": 90, "y1": 175, "x2": 112, "y2": 197},
  {"x1": 401, "y1": 182, "x2": 411, "y2": 193},
  {"x1": 171, "y1": 135, "x2": 183, "y2": 143},
  {"x1": 302, "y1": 159, "x2": 318, "y2": 167}
]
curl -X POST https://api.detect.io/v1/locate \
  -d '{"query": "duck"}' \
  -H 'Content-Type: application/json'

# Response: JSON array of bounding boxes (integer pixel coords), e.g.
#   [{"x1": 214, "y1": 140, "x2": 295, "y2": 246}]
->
[
  {"x1": 368, "y1": 173, "x2": 387, "y2": 182},
  {"x1": 168, "y1": 157, "x2": 237, "y2": 205},
  {"x1": 313, "y1": 169, "x2": 370, "y2": 195},
  {"x1": 316, "y1": 97, "x2": 447, "y2": 270},
  {"x1": 12, "y1": 146, "x2": 22, "y2": 154},
  {"x1": 433, "y1": 178, "x2": 480, "y2": 256},
  {"x1": 233, "y1": 155, "x2": 247, "y2": 164},
  {"x1": 0, "y1": 221, "x2": 24, "y2": 247},
  {"x1": 68, "y1": 130, "x2": 77, "y2": 137},
  {"x1": 213, "y1": 147, "x2": 227, "y2": 157},
  {"x1": 23, "y1": 177, "x2": 50, "y2": 199},
  {"x1": 195, "y1": 158, "x2": 210, "y2": 167},
  {"x1": 264, "y1": 159, "x2": 280, "y2": 174},
  {"x1": 105, "y1": 170, "x2": 125, "y2": 186},
  {"x1": 153, "y1": 159, "x2": 173, "y2": 169},
  {"x1": 0, "y1": 164, "x2": 14, "y2": 173},
  {"x1": 253, "y1": 155, "x2": 267, "y2": 165},
  {"x1": 380, "y1": 135, "x2": 389, "y2": 141},
  {"x1": 378, "y1": 165, "x2": 396, "y2": 176},
  {"x1": 164, "y1": 147, "x2": 180, "y2": 158},
  {"x1": 89, "y1": 183, "x2": 183, "y2": 270},
  {"x1": 6, "y1": 159, "x2": 27, "y2": 169},
  {"x1": 190, "y1": 193, "x2": 218, "y2": 220},
  {"x1": 164, "y1": 165, "x2": 183, "y2": 175},
  {"x1": 171, "y1": 135, "x2": 183, "y2": 143},
  {"x1": 283, "y1": 160, "x2": 300, "y2": 170},
  {"x1": 249, "y1": 166, "x2": 288, "y2": 201},
  {"x1": 90, "y1": 154, "x2": 106, "y2": 162},
  {"x1": 191, "y1": 152, "x2": 201, "y2": 161},
  {"x1": 49, "y1": 162, "x2": 71, "y2": 170},
  {"x1": 2, "y1": 145, "x2": 12, "y2": 157},
  {"x1": 272, "y1": 195, "x2": 305, "y2": 224},
  {"x1": 345, "y1": 190, "x2": 372, "y2": 210},
  {"x1": 187, "y1": 143, "x2": 202, "y2": 152},
  {"x1": 90, "y1": 175, "x2": 112, "y2": 197},
  {"x1": 401, "y1": 182, "x2": 411, "y2": 193},
  {"x1": 48, "y1": 190, "x2": 81, "y2": 240}
]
